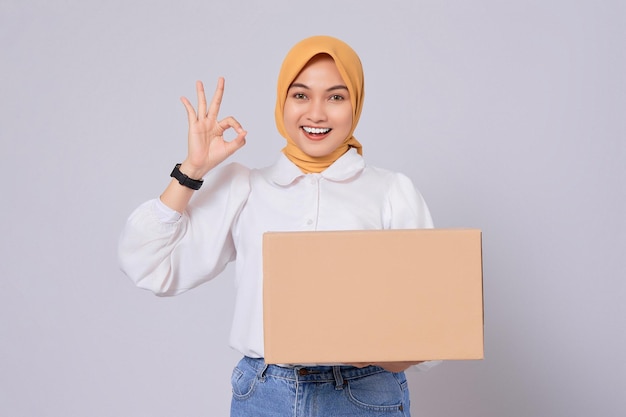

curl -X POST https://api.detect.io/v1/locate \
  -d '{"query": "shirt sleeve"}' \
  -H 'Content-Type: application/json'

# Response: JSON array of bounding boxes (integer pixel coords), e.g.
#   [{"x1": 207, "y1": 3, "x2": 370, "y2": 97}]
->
[
  {"x1": 153, "y1": 197, "x2": 182, "y2": 223},
  {"x1": 118, "y1": 162, "x2": 251, "y2": 296},
  {"x1": 386, "y1": 172, "x2": 434, "y2": 229},
  {"x1": 411, "y1": 360, "x2": 442, "y2": 372}
]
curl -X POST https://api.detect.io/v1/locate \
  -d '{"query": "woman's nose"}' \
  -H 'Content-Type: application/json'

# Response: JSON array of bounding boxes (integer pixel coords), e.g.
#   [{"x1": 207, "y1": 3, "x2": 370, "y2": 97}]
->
[{"x1": 306, "y1": 99, "x2": 327, "y2": 123}]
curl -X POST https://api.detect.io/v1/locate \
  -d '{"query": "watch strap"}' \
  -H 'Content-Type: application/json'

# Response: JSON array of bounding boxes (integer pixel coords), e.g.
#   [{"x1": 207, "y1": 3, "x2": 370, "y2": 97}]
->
[{"x1": 170, "y1": 164, "x2": 204, "y2": 190}]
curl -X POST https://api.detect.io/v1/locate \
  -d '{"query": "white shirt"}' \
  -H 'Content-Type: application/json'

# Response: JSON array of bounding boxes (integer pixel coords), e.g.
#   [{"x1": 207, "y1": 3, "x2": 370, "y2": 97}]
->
[{"x1": 119, "y1": 149, "x2": 437, "y2": 369}]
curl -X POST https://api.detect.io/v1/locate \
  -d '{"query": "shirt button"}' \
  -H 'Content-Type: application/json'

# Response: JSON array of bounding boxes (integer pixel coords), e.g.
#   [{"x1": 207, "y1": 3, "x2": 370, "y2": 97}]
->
[{"x1": 306, "y1": 219, "x2": 313, "y2": 225}]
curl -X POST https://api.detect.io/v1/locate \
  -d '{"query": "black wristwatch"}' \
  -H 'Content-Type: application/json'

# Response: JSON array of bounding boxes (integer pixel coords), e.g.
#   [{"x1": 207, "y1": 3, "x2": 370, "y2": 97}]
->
[{"x1": 170, "y1": 164, "x2": 204, "y2": 190}]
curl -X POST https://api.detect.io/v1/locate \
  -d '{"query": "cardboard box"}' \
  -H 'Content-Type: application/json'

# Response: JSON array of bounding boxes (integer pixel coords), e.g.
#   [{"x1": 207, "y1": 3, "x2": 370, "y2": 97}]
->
[{"x1": 262, "y1": 228, "x2": 483, "y2": 365}]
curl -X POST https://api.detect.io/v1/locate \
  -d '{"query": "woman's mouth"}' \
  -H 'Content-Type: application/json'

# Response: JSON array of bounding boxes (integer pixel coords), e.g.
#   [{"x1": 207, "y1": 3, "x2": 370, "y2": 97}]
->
[{"x1": 302, "y1": 126, "x2": 331, "y2": 140}]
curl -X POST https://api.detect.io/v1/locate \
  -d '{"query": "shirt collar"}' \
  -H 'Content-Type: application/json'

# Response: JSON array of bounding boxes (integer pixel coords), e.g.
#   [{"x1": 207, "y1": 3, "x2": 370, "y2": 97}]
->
[{"x1": 266, "y1": 148, "x2": 365, "y2": 186}]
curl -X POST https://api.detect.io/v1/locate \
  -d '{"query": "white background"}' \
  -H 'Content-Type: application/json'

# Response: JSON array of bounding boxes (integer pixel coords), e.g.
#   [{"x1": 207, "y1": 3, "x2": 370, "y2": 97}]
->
[{"x1": 1, "y1": 0, "x2": 624, "y2": 416}]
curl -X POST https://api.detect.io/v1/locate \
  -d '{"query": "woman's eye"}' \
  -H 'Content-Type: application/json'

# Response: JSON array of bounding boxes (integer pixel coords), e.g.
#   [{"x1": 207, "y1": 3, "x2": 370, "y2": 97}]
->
[
  {"x1": 330, "y1": 94, "x2": 345, "y2": 101},
  {"x1": 293, "y1": 93, "x2": 307, "y2": 100}
]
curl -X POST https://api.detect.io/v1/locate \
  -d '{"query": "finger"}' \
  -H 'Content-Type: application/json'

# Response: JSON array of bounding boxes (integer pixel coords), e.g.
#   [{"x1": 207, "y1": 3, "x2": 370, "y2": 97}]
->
[
  {"x1": 207, "y1": 77, "x2": 225, "y2": 121},
  {"x1": 218, "y1": 116, "x2": 247, "y2": 152},
  {"x1": 224, "y1": 130, "x2": 247, "y2": 155},
  {"x1": 180, "y1": 96, "x2": 198, "y2": 123},
  {"x1": 217, "y1": 115, "x2": 244, "y2": 134},
  {"x1": 196, "y1": 80, "x2": 208, "y2": 118}
]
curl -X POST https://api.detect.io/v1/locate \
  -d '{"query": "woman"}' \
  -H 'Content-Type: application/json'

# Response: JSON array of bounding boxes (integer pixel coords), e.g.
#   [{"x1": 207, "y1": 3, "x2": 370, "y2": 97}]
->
[{"x1": 119, "y1": 35, "x2": 435, "y2": 416}]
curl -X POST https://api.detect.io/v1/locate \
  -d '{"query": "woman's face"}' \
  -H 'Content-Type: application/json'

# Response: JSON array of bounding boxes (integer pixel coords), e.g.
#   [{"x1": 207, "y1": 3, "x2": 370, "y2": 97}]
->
[{"x1": 283, "y1": 55, "x2": 353, "y2": 158}]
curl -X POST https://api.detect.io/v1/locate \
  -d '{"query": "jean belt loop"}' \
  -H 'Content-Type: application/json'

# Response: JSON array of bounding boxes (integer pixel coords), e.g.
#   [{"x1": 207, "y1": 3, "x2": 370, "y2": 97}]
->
[
  {"x1": 332, "y1": 366, "x2": 345, "y2": 390},
  {"x1": 257, "y1": 361, "x2": 269, "y2": 382}
]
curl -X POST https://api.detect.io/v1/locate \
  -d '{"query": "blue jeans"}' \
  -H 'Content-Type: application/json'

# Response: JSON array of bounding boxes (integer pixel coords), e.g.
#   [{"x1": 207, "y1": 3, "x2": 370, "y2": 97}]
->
[{"x1": 230, "y1": 356, "x2": 411, "y2": 417}]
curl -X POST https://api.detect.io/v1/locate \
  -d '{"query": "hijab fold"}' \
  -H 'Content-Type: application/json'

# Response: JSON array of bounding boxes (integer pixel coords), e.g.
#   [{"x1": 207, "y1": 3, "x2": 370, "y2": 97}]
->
[{"x1": 275, "y1": 36, "x2": 364, "y2": 173}]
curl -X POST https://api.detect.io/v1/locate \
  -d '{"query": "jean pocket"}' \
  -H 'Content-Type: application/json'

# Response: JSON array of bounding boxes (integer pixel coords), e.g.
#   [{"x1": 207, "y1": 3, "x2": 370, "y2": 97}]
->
[
  {"x1": 345, "y1": 371, "x2": 407, "y2": 412},
  {"x1": 231, "y1": 365, "x2": 258, "y2": 400}
]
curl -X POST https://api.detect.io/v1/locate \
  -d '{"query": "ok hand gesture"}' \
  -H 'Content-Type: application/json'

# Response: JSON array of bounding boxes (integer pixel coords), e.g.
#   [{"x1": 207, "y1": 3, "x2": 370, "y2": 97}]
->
[{"x1": 179, "y1": 78, "x2": 247, "y2": 179}]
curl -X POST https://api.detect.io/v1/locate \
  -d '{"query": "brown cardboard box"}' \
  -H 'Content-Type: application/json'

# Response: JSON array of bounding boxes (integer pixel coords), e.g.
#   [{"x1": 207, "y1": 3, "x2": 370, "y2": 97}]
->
[{"x1": 262, "y1": 228, "x2": 483, "y2": 365}]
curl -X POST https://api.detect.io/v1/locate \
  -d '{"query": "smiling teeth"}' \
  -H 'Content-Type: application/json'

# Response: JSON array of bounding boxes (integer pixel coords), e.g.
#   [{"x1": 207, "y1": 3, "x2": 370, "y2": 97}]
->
[{"x1": 303, "y1": 127, "x2": 330, "y2": 134}]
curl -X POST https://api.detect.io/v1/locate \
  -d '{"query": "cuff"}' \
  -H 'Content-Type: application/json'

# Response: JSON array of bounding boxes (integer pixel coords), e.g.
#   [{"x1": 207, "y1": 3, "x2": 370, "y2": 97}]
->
[{"x1": 154, "y1": 198, "x2": 182, "y2": 223}]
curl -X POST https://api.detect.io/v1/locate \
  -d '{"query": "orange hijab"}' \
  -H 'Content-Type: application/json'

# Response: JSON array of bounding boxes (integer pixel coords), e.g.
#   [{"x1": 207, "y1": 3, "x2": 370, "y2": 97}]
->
[{"x1": 275, "y1": 35, "x2": 364, "y2": 173}]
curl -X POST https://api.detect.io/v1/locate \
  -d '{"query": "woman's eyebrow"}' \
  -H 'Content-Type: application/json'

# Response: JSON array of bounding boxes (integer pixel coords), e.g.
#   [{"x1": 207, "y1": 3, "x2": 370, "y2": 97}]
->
[
  {"x1": 288, "y1": 83, "x2": 349, "y2": 92},
  {"x1": 327, "y1": 85, "x2": 349, "y2": 92},
  {"x1": 289, "y1": 82, "x2": 309, "y2": 90}
]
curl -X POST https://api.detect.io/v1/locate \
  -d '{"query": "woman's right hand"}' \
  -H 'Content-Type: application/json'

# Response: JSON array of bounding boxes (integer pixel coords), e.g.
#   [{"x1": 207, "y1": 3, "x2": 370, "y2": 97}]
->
[
  {"x1": 159, "y1": 78, "x2": 246, "y2": 213},
  {"x1": 179, "y1": 78, "x2": 247, "y2": 179}
]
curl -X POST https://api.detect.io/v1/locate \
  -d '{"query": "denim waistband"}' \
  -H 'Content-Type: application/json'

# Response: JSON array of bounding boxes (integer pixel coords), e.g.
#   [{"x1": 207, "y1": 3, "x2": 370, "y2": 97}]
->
[{"x1": 242, "y1": 356, "x2": 390, "y2": 387}]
